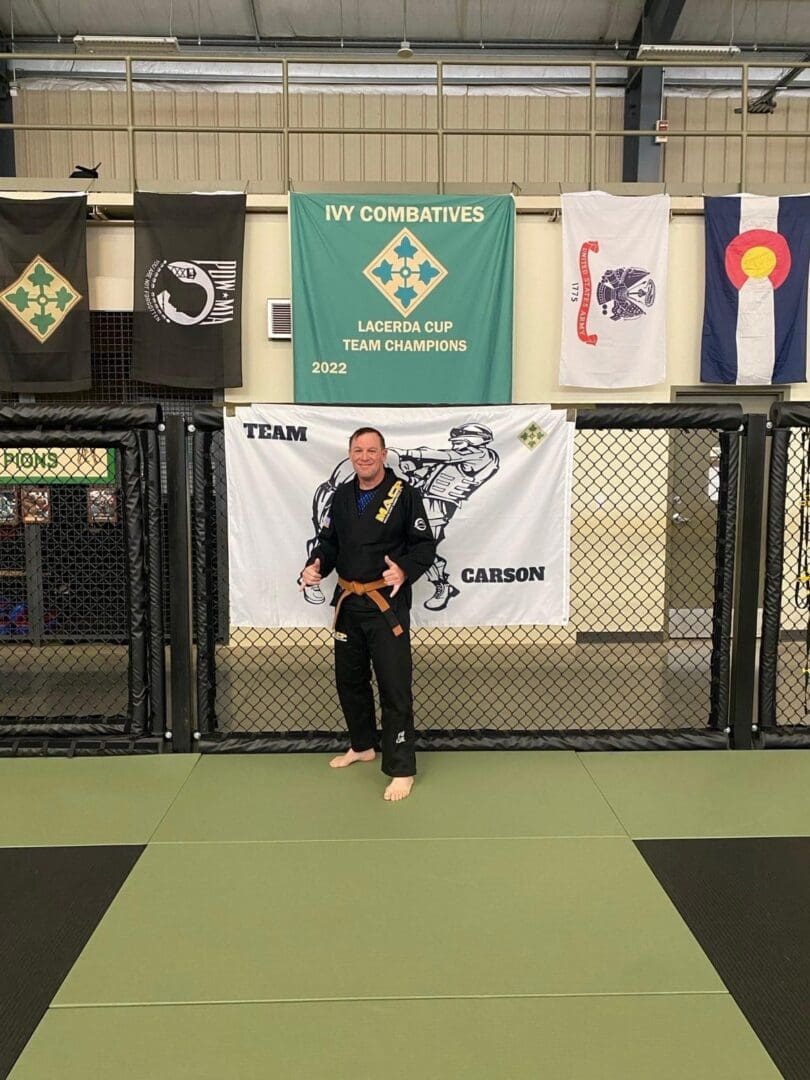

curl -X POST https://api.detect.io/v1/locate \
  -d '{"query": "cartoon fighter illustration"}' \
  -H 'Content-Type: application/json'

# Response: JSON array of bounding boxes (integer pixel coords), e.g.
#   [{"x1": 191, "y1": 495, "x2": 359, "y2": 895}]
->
[
  {"x1": 303, "y1": 427, "x2": 497, "y2": 611},
  {"x1": 303, "y1": 457, "x2": 356, "y2": 604},
  {"x1": 394, "y1": 423, "x2": 499, "y2": 611}
]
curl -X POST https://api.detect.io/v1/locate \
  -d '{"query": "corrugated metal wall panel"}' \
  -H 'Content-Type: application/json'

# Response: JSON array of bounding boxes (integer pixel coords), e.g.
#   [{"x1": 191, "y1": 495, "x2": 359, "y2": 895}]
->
[
  {"x1": 12, "y1": 86, "x2": 810, "y2": 188},
  {"x1": 664, "y1": 96, "x2": 754, "y2": 187}
]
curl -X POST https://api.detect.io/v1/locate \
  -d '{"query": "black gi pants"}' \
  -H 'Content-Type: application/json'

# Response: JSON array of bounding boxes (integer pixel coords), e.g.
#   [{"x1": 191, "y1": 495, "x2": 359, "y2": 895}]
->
[{"x1": 334, "y1": 595, "x2": 416, "y2": 777}]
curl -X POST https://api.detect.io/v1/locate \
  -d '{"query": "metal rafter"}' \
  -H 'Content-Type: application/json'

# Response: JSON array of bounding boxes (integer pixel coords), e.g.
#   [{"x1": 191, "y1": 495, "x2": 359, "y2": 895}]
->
[
  {"x1": 246, "y1": 0, "x2": 262, "y2": 47},
  {"x1": 630, "y1": 0, "x2": 689, "y2": 52},
  {"x1": 743, "y1": 52, "x2": 810, "y2": 113},
  {"x1": 623, "y1": 0, "x2": 688, "y2": 181}
]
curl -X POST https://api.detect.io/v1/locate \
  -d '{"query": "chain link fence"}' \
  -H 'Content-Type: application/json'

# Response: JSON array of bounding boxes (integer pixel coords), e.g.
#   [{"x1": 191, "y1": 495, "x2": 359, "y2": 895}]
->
[
  {"x1": 0, "y1": 446, "x2": 129, "y2": 725},
  {"x1": 0, "y1": 312, "x2": 212, "y2": 755},
  {"x1": 0, "y1": 414, "x2": 162, "y2": 752},
  {"x1": 37, "y1": 312, "x2": 215, "y2": 631},
  {"x1": 193, "y1": 406, "x2": 741, "y2": 751},
  {"x1": 760, "y1": 408, "x2": 810, "y2": 746}
]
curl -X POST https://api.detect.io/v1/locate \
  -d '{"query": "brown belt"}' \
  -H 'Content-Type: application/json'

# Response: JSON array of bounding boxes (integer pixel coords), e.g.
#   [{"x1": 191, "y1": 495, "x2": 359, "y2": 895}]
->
[{"x1": 335, "y1": 576, "x2": 404, "y2": 637}]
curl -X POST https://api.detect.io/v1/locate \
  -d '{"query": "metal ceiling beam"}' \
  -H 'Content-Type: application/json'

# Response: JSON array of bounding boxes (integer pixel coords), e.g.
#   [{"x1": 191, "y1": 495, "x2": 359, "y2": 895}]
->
[
  {"x1": 623, "y1": 0, "x2": 688, "y2": 182},
  {"x1": 742, "y1": 53, "x2": 810, "y2": 113},
  {"x1": 1, "y1": 32, "x2": 808, "y2": 58},
  {"x1": 0, "y1": 35, "x2": 15, "y2": 176},
  {"x1": 633, "y1": 0, "x2": 688, "y2": 48},
  {"x1": 623, "y1": 65, "x2": 664, "y2": 181},
  {"x1": 0, "y1": 34, "x2": 645, "y2": 56},
  {"x1": 30, "y1": 0, "x2": 58, "y2": 38},
  {"x1": 246, "y1": 0, "x2": 262, "y2": 48}
]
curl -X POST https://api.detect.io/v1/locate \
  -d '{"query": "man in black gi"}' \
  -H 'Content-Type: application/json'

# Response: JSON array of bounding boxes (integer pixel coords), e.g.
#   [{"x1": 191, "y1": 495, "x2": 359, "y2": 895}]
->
[{"x1": 299, "y1": 427, "x2": 436, "y2": 801}]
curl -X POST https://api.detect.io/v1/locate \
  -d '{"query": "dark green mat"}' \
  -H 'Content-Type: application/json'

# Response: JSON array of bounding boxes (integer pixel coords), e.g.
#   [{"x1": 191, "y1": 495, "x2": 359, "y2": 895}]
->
[{"x1": 638, "y1": 836, "x2": 810, "y2": 1080}]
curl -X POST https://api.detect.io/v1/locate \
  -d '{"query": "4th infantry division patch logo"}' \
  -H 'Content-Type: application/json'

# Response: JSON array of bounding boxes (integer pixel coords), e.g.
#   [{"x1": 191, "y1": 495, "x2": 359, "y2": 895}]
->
[
  {"x1": 363, "y1": 228, "x2": 447, "y2": 317},
  {"x1": 0, "y1": 256, "x2": 82, "y2": 342},
  {"x1": 518, "y1": 422, "x2": 547, "y2": 450}
]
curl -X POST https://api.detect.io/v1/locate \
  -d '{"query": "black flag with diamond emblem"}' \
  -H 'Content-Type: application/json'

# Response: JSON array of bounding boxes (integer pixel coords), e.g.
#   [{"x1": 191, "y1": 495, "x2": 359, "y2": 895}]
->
[
  {"x1": 133, "y1": 192, "x2": 245, "y2": 388},
  {"x1": 0, "y1": 195, "x2": 90, "y2": 392}
]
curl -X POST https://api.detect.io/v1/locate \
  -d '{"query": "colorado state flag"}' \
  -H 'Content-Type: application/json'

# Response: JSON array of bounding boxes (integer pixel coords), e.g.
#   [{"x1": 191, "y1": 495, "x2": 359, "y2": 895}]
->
[{"x1": 701, "y1": 194, "x2": 810, "y2": 384}]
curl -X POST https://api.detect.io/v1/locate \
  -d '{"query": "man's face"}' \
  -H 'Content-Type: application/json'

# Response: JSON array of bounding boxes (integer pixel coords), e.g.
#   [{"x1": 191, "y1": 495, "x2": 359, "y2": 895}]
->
[{"x1": 350, "y1": 433, "x2": 387, "y2": 485}]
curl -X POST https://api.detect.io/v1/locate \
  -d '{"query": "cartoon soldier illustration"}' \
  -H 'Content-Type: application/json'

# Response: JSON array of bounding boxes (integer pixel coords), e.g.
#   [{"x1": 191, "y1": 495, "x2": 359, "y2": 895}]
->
[
  {"x1": 394, "y1": 423, "x2": 499, "y2": 611},
  {"x1": 303, "y1": 457, "x2": 357, "y2": 604}
]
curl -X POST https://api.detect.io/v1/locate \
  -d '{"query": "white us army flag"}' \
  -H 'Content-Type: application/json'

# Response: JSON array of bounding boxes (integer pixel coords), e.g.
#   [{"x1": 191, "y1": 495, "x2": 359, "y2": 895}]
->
[
  {"x1": 224, "y1": 404, "x2": 573, "y2": 628},
  {"x1": 560, "y1": 190, "x2": 670, "y2": 388}
]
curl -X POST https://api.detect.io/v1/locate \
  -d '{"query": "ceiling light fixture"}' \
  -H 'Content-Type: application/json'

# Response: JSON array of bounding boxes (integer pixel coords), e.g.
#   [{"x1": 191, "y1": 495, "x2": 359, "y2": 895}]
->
[
  {"x1": 73, "y1": 34, "x2": 181, "y2": 55},
  {"x1": 397, "y1": 0, "x2": 413, "y2": 58},
  {"x1": 636, "y1": 43, "x2": 741, "y2": 56}
]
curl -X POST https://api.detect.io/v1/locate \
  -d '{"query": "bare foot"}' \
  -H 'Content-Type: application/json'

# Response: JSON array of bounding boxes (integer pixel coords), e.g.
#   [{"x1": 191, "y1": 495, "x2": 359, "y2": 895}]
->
[
  {"x1": 384, "y1": 776, "x2": 414, "y2": 801},
  {"x1": 329, "y1": 748, "x2": 376, "y2": 769}
]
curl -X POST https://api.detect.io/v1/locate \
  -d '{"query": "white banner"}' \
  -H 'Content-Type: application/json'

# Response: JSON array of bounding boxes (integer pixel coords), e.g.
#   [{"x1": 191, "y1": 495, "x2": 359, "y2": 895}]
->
[
  {"x1": 224, "y1": 405, "x2": 573, "y2": 628},
  {"x1": 560, "y1": 191, "x2": 670, "y2": 389}
]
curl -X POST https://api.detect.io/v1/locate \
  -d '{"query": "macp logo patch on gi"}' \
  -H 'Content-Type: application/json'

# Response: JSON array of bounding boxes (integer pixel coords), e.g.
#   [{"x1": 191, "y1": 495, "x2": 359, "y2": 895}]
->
[
  {"x1": 1, "y1": 256, "x2": 82, "y2": 342},
  {"x1": 375, "y1": 479, "x2": 404, "y2": 523},
  {"x1": 363, "y1": 228, "x2": 448, "y2": 317}
]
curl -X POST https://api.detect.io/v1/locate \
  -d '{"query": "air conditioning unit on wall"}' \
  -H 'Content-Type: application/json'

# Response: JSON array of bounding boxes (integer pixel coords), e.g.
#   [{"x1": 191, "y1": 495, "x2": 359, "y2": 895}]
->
[{"x1": 267, "y1": 299, "x2": 292, "y2": 340}]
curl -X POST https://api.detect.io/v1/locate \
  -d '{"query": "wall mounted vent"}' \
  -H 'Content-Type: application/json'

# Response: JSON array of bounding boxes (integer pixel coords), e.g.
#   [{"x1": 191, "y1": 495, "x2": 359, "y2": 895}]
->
[{"x1": 267, "y1": 299, "x2": 292, "y2": 340}]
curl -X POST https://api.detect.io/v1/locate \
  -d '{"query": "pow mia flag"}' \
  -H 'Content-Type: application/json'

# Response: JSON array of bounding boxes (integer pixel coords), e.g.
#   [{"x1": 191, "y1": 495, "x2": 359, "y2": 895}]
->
[
  {"x1": 133, "y1": 192, "x2": 246, "y2": 388},
  {"x1": 0, "y1": 195, "x2": 90, "y2": 393}
]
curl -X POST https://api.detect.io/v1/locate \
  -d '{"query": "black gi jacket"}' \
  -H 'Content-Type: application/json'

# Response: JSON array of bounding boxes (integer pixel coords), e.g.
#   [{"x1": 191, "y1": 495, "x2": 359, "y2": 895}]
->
[{"x1": 308, "y1": 467, "x2": 437, "y2": 611}]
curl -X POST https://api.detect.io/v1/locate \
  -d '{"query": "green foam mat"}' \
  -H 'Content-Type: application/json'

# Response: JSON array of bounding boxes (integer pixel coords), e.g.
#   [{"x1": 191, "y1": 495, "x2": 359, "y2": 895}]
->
[
  {"x1": 579, "y1": 750, "x2": 810, "y2": 838},
  {"x1": 12, "y1": 996, "x2": 779, "y2": 1080},
  {"x1": 152, "y1": 752, "x2": 623, "y2": 843},
  {"x1": 55, "y1": 837, "x2": 722, "y2": 1005},
  {"x1": 0, "y1": 756, "x2": 199, "y2": 847}
]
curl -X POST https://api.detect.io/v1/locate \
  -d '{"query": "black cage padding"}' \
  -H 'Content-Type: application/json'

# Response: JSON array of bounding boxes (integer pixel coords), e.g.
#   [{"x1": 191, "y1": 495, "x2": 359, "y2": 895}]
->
[
  {"x1": 141, "y1": 428, "x2": 166, "y2": 734},
  {"x1": 0, "y1": 404, "x2": 161, "y2": 430},
  {"x1": 196, "y1": 728, "x2": 729, "y2": 754},
  {"x1": 770, "y1": 402, "x2": 810, "y2": 429},
  {"x1": 0, "y1": 735, "x2": 164, "y2": 757},
  {"x1": 198, "y1": 403, "x2": 746, "y2": 435},
  {"x1": 193, "y1": 430, "x2": 218, "y2": 734},
  {"x1": 710, "y1": 431, "x2": 738, "y2": 730},
  {"x1": 0, "y1": 425, "x2": 153, "y2": 738},
  {"x1": 759, "y1": 428, "x2": 790, "y2": 732},
  {"x1": 758, "y1": 408, "x2": 810, "y2": 739},
  {"x1": 760, "y1": 726, "x2": 810, "y2": 748},
  {"x1": 192, "y1": 405, "x2": 224, "y2": 432},
  {"x1": 576, "y1": 404, "x2": 744, "y2": 431}
]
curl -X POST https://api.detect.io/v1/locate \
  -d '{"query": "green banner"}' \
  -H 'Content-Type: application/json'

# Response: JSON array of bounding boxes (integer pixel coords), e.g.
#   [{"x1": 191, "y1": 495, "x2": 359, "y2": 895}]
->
[
  {"x1": 290, "y1": 194, "x2": 514, "y2": 403},
  {"x1": 0, "y1": 447, "x2": 116, "y2": 484}
]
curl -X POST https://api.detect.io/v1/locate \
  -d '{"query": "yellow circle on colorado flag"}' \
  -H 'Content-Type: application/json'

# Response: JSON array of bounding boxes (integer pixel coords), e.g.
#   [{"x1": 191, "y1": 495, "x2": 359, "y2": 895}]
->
[{"x1": 741, "y1": 245, "x2": 778, "y2": 278}]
